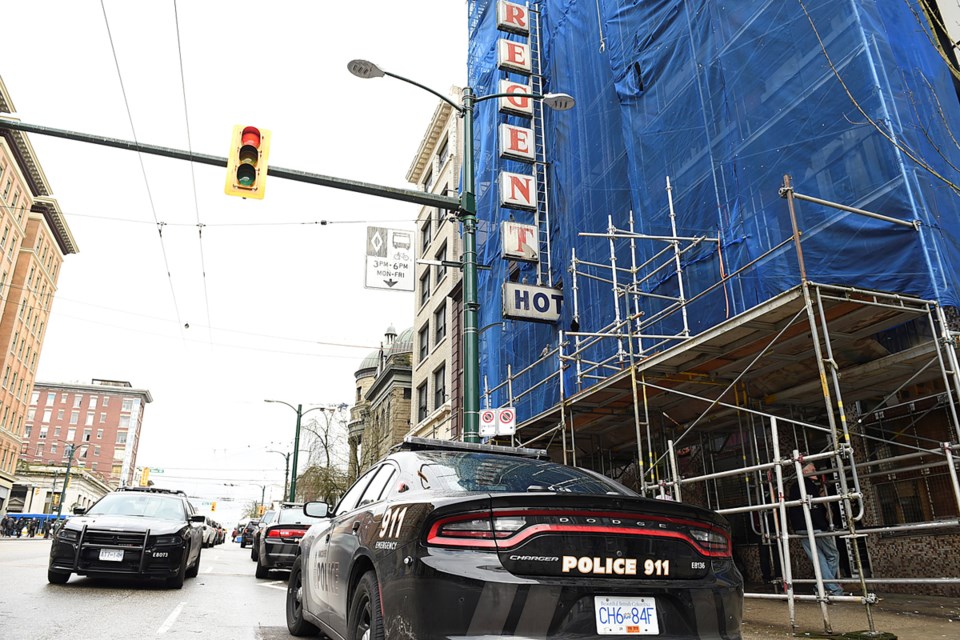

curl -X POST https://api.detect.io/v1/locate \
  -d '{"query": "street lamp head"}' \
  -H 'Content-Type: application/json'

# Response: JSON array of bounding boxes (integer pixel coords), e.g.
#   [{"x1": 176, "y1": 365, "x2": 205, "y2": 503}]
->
[
  {"x1": 542, "y1": 92, "x2": 576, "y2": 111},
  {"x1": 348, "y1": 59, "x2": 385, "y2": 79}
]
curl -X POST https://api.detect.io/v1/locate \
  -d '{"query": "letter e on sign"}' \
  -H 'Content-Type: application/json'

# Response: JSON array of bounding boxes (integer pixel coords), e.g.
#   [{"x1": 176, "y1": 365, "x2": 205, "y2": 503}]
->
[
  {"x1": 499, "y1": 124, "x2": 535, "y2": 163},
  {"x1": 498, "y1": 39, "x2": 531, "y2": 75},
  {"x1": 497, "y1": 1, "x2": 529, "y2": 36}
]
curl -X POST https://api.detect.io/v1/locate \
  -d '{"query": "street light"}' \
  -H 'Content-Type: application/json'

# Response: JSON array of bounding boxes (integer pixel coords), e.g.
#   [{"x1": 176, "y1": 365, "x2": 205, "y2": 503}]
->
[
  {"x1": 55, "y1": 443, "x2": 89, "y2": 520},
  {"x1": 264, "y1": 400, "x2": 344, "y2": 501},
  {"x1": 347, "y1": 59, "x2": 574, "y2": 444},
  {"x1": 266, "y1": 449, "x2": 291, "y2": 499}
]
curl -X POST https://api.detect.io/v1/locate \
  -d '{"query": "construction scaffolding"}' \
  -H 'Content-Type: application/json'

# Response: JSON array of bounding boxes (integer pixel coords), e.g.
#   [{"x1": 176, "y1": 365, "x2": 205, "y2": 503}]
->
[{"x1": 481, "y1": 176, "x2": 960, "y2": 634}]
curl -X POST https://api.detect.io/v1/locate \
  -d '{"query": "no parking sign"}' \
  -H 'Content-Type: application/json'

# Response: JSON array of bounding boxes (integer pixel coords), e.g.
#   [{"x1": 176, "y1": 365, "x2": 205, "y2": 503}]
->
[{"x1": 479, "y1": 407, "x2": 516, "y2": 437}]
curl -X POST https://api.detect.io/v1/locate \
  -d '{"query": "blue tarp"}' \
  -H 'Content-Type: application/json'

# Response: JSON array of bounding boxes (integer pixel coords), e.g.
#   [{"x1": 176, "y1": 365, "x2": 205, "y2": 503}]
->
[{"x1": 468, "y1": 0, "x2": 960, "y2": 420}]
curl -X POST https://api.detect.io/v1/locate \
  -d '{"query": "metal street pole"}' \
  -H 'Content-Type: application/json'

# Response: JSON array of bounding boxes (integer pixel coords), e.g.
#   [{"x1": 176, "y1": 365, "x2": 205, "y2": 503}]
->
[
  {"x1": 347, "y1": 60, "x2": 573, "y2": 444},
  {"x1": 291, "y1": 404, "x2": 303, "y2": 502},
  {"x1": 56, "y1": 444, "x2": 87, "y2": 520},
  {"x1": 267, "y1": 450, "x2": 291, "y2": 499}
]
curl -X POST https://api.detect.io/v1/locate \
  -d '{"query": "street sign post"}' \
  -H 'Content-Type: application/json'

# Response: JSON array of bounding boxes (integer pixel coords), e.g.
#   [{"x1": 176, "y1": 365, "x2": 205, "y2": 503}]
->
[
  {"x1": 365, "y1": 226, "x2": 414, "y2": 291},
  {"x1": 479, "y1": 406, "x2": 516, "y2": 437}
]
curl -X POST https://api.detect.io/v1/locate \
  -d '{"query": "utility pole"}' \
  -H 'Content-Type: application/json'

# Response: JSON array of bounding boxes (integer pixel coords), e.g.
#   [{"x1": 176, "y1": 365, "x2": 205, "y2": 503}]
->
[{"x1": 56, "y1": 443, "x2": 88, "y2": 520}]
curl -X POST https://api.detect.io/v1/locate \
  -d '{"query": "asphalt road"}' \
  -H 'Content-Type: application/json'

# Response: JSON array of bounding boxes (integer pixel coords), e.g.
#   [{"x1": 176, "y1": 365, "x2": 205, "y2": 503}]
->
[
  {"x1": 3, "y1": 537, "x2": 957, "y2": 639},
  {"x1": 0, "y1": 537, "x2": 292, "y2": 640}
]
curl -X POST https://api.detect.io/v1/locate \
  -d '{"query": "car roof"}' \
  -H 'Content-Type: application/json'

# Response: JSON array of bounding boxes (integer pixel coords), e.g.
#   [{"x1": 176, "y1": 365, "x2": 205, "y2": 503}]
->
[
  {"x1": 397, "y1": 436, "x2": 549, "y2": 460},
  {"x1": 115, "y1": 486, "x2": 187, "y2": 496}
]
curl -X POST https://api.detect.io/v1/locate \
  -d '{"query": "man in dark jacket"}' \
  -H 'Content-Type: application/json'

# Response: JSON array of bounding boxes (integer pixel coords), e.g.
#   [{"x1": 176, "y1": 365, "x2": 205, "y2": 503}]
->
[{"x1": 788, "y1": 461, "x2": 843, "y2": 596}]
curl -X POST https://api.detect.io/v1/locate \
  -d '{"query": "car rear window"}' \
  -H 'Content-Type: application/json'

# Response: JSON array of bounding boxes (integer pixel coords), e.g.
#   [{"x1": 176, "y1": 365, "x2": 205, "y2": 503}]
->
[
  {"x1": 276, "y1": 508, "x2": 328, "y2": 525},
  {"x1": 415, "y1": 451, "x2": 635, "y2": 496}
]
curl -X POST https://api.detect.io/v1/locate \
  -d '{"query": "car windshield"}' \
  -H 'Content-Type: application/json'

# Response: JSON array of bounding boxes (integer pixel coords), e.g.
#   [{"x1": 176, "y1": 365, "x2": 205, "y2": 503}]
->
[
  {"x1": 276, "y1": 508, "x2": 327, "y2": 525},
  {"x1": 85, "y1": 493, "x2": 186, "y2": 520},
  {"x1": 415, "y1": 451, "x2": 636, "y2": 496}
]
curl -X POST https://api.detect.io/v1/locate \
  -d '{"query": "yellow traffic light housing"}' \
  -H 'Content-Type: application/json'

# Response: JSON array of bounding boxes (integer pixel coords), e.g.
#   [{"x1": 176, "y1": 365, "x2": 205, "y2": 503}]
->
[
  {"x1": 225, "y1": 125, "x2": 271, "y2": 199},
  {"x1": 211, "y1": 501, "x2": 217, "y2": 512}
]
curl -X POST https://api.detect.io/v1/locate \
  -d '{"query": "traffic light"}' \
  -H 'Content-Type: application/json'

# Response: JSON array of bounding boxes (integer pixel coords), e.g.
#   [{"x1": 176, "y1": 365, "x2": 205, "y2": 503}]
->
[
  {"x1": 139, "y1": 467, "x2": 150, "y2": 487},
  {"x1": 225, "y1": 125, "x2": 271, "y2": 199},
  {"x1": 211, "y1": 501, "x2": 217, "y2": 512}
]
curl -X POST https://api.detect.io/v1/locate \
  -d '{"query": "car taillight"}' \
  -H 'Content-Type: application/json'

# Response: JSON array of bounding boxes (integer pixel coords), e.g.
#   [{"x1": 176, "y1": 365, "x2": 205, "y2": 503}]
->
[
  {"x1": 426, "y1": 509, "x2": 730, "y2": 557},
  {"x1": 427, "y1": 514, "x2": 525, "y2": 547},
  {"x1": 267, "y1": 528, "x2": 304, "y2": 540}
]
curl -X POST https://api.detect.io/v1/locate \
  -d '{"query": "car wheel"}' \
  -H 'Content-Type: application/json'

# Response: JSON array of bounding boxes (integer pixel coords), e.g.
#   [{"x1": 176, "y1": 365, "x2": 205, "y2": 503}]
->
[
  {"x1": 286, "y1": 556, "x2": 319, "y2": 636},
  {"x1": 240, "y1": 540, "x2": 247, "y2": 548},
  {"x1": 251, "y1": 546, "x2": 259, "y2": 562},
  {"x1": 167, "y1": 547, "x2": 188, "y2": 589},
  {"x1": 349, "y1": 571, "x2": 384, "y2": 640},
  {"x1": 47, "y1": 569, "x2": 70, "y2": 585},
  {"x1": 255, "y1": 557, "x2": 270, "y2": 579},
  {"x1": 186, "y1": 547, "x2": 201, "y2": 578}
]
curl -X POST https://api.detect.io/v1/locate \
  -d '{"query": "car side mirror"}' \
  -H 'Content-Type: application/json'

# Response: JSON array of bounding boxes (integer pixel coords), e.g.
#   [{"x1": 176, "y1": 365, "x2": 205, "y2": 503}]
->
[
  {"x1": 189, "y1": 514, "x2": 206, "y2": 523},
  {"x1": 304, "y1": 502, "x2": 329, "y2": 518},
  {"x1": 72, "y1": 507, "x2": 86, "y2": 515}
]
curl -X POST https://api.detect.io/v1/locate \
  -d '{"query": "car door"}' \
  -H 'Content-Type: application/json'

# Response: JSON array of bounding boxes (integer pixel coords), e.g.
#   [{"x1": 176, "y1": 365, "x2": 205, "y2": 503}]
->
[{"x1": 311, "y1": 466, "x2": 381, "y2": 634}]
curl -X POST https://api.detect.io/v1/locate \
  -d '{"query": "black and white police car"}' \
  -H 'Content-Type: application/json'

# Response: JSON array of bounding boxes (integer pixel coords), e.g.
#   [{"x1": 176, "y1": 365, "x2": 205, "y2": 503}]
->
[
  {"x1": 48, "y1": 486, "x2": 205, "y2": 588},
  {"x1": 285, "y1": 437, "x2": 742, "y2": 638}
]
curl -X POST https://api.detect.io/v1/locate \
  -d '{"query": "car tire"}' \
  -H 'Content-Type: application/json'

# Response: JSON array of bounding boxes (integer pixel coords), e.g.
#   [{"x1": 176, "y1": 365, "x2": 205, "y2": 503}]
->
[
  {"x1": 240, "y1": 539, "x2": 247, "y2": 548},
  {"x1": 255, "y1": 557, "x2": 270, "y2": 579},
  {"x1": 186, "y1": 547, "x2": 201, "y2": 578},
  {"x1": 167, "y1": 547, "x2": 188, "y2": 589},
  {"x1": 286, "y1": 556, "x2": 319, "y2": 636},
  {"x1": 251, "y1": 546, "x2": 259, "y2": 562},
  {"x1": 349, "y1": 571, "x2": 384, "y2": 640},
  {"x1": 47, "y1": 569, "x2": 70, "y2": 585}
]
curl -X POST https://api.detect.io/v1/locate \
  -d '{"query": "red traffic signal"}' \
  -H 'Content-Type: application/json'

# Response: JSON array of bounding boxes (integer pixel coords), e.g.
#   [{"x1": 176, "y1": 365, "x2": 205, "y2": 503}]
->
[{"x1": 225, "y1": 125, "x2": 270, "y2": 199}]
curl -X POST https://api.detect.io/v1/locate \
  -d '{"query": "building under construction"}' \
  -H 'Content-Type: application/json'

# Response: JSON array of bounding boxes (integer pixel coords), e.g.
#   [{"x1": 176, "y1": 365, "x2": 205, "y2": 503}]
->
[{"x1": 466, "y1": 0, "x2": 960, "y2": 633}]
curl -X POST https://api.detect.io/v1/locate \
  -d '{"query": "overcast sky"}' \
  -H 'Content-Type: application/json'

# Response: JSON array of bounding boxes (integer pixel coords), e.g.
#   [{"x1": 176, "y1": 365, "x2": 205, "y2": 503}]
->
[{"x1": 1, "y1": 1, "x2": 467, "y2": 523}]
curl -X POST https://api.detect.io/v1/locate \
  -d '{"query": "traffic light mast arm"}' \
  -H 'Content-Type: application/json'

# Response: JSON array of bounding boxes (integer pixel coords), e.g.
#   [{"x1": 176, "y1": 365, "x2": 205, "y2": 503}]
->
[{"x1": 0, "y1": 118, "x2": 460, "y2": 211}]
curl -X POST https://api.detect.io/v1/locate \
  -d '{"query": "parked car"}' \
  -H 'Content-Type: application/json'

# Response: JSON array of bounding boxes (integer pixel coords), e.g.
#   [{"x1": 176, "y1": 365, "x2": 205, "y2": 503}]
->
[
  {"x1": 48, "y1": 486, "x2": 205, "y2": 588},
  {"x1": 250, "y1": 510, "x2": 275, "y2": 561},
  {"x1": 240, "y1": 519, "x2": 259, "y2": 548},
  {"x1": 285, "y1": 437, "x2": 742, "y2": 639},
  {"x1": 202, "y1": 517, "x2": 218, "y2": 548},
  {"x1": 253, "y1": 502, "x2": 327, "y2": 579}
]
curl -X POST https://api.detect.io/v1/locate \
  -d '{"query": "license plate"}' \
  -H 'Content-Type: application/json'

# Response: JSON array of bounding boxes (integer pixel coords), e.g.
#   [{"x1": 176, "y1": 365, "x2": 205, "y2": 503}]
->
[
  {"x1": 99, "y1": 549, "x2": 124, "y2": 562},
  {"x1": 594, "y1": 596, "x2": 659, "y2": 635}
]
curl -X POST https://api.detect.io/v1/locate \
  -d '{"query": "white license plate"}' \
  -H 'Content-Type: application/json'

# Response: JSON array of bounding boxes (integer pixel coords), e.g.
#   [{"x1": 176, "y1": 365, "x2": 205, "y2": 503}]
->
[
  {"x1": 99, "y1": 549, "x2": 124, "y2": 562},
  {"x1": 594, "y1": 596, "x2": 659, "y2": 635}
]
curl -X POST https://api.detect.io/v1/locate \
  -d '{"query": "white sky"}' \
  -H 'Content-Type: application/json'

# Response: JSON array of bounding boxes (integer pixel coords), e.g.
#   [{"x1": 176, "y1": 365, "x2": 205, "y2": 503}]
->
[{"x1": 1, "y1": 0, "x2": 467, "y2": 524}]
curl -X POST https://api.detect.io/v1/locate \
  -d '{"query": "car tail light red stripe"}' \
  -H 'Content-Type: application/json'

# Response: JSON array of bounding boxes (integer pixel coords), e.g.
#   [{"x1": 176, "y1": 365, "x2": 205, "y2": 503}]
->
[
  {"x1": 266, "y1": 527, "x2": 306, "y2": 540},
  {"x1": 426, "y1": 509, "x2": 731, "y2": 557}
]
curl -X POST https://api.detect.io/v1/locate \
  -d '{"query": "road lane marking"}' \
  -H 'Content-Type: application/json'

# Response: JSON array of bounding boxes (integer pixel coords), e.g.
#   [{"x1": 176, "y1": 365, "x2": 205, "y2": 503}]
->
[
  {"x1": 157, "y1": 602, "x2": 186, "y2": 635},
  {"x1": 258, "y1": 580, "x2": 286, "y2": 591}
]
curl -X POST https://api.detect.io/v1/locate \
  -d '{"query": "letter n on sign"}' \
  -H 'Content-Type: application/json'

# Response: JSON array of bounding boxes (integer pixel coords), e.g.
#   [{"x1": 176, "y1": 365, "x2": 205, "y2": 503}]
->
[{"x1": 500, "y1": 172, "x2": 537, "y2": 210}]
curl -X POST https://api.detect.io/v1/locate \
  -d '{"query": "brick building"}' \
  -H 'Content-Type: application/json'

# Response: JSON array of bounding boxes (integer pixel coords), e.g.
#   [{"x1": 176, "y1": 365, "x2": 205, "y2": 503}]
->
[
  {"x1": 0, "y1": 77, "x2": 79, "y2": 514},
  {"x1": 21, "y1": 379, "x2": 152, "y2": 488}
]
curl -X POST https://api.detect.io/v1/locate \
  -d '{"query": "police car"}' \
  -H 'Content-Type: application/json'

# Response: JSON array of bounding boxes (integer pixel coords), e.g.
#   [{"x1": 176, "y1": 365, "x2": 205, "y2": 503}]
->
[{"x1": 285, "y1": 437, "x2": 742, "y2": 638}]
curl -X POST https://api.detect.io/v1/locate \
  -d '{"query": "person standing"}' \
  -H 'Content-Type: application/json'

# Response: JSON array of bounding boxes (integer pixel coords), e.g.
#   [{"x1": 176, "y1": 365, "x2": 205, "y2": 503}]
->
[{"x1": 788, "y1": 461, "x2": 844, "y2": 597}]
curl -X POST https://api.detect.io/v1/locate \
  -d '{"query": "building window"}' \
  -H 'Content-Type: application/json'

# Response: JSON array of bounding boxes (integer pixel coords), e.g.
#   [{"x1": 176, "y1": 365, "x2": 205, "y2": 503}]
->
[
  {"x1": 67, "y1": 428, "x2": 75, "y2": 441},
  {"x1": 102, "y1": 396, "x2": 109, "y2": 406},
  {"x1": 54, "y1": 426, "x2": 61, "y2": 437},
  {"x1": 42, "y1": 409, "x2": 51, "y2": 423},
  {"x1": 437, "y1": 137, "x2": 449, "y2": 167},
  {"x1": 60, "y1": 393, "x2": 67, "y2": 403},
  {"x1": 39, "y1": 426, "x2": 47, "y2": 439},
  {"x1": 85, "y1": 413, "x2": 94, "y2": 426},
  {"x1": 100, "y1": 413, "x2": 106, "y2": 423},
  {"x1": 27, "y1": 408, "x2": 35, "y2": 422},
  {"x1": 36, "y1": 444, "x2": 43, "y2": 457},
  {"x1": 420, "y1": 217, "x2": 432, "y2": 255},
  {"x1": 73, "y1": 396, "x2": 82, "y2": 409},
  {"x1": 435, "y1": 242, "x2": 448, "y2": 282},
  {"x1": 50, "y1": 443, "x2": 57, "y2": 455},
  {"x1": 45, "y1": 392, "x2": 55, "y2": 405},
  {"x1": 83, "y1": 429, "x2": 92, "y2": 442},
  {"x1": 417, "y1": 382, "x2": 428, "y2": 422},
  {"x1": 94, "y1": 446, "x2": 101, "y2": 456},
  {"x1": 418, "y1": 324, "x2": 430, "y2": 362},
  {"x1": 433, "y1": 364, "x2": 446, "y2": 408},
  {"x1": 422, "y1": 166, "x2": 434, "y2": 192},
  {"x1": 70, "y1": 411, "x2": 79, "y2": 425},
  {"x1": 57, "y1": 409, "x2": 64, "y2": 420},
  {"x1": 117, "y1": 431, "x2": 127, "y2": 445},
  {"x1": 434, "y1": 303, "x2": 447, "y2": 344},
  {"x1": 24, "y1": 425, "x2": 32, "y2": 438},
  {"x1": 29, "y1": 389, "x2": 37, "y2": 403},
  {"x1": 88, "y1": 396, "x2": 98, "y2": 408},
  {"x1": 97, "y1": 429, "x2": 103, "y2": 440},
  {"x1": 122, "y1": 399, "x2": 133, "y2": 412},
  {"x1": 419, "y1": 272, "x2": 430, "y2": 307}
]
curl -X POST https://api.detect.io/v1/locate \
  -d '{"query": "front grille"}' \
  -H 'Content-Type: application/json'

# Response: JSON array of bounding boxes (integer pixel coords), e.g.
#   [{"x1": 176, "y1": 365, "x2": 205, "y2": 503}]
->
[{"x1": 84, "y1": 530, "x2": 146, "y2": 548}]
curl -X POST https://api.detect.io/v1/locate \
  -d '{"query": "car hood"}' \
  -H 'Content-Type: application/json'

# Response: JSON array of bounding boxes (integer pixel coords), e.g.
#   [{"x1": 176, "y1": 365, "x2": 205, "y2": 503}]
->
[{"x1": 64, "y1": 515, "x2": 187, "y2": 535}]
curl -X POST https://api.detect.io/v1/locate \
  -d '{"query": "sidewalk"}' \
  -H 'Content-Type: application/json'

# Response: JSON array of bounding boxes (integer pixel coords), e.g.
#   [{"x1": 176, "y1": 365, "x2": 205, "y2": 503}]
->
[{"x1": 742, "y1": 591, "x2": 960, "y2": 639}]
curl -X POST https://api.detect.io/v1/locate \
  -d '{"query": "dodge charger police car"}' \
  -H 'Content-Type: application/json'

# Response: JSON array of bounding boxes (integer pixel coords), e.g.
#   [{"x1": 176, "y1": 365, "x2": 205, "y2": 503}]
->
[{"x1": 285, "y1": 437, "x2": 742, "y2": 638}]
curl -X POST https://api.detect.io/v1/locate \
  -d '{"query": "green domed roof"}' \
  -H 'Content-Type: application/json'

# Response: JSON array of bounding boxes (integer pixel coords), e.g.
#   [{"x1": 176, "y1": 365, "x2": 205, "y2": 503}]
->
[{"x1": 356, "y1": 326, "x2": 413, "y2": 377}]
